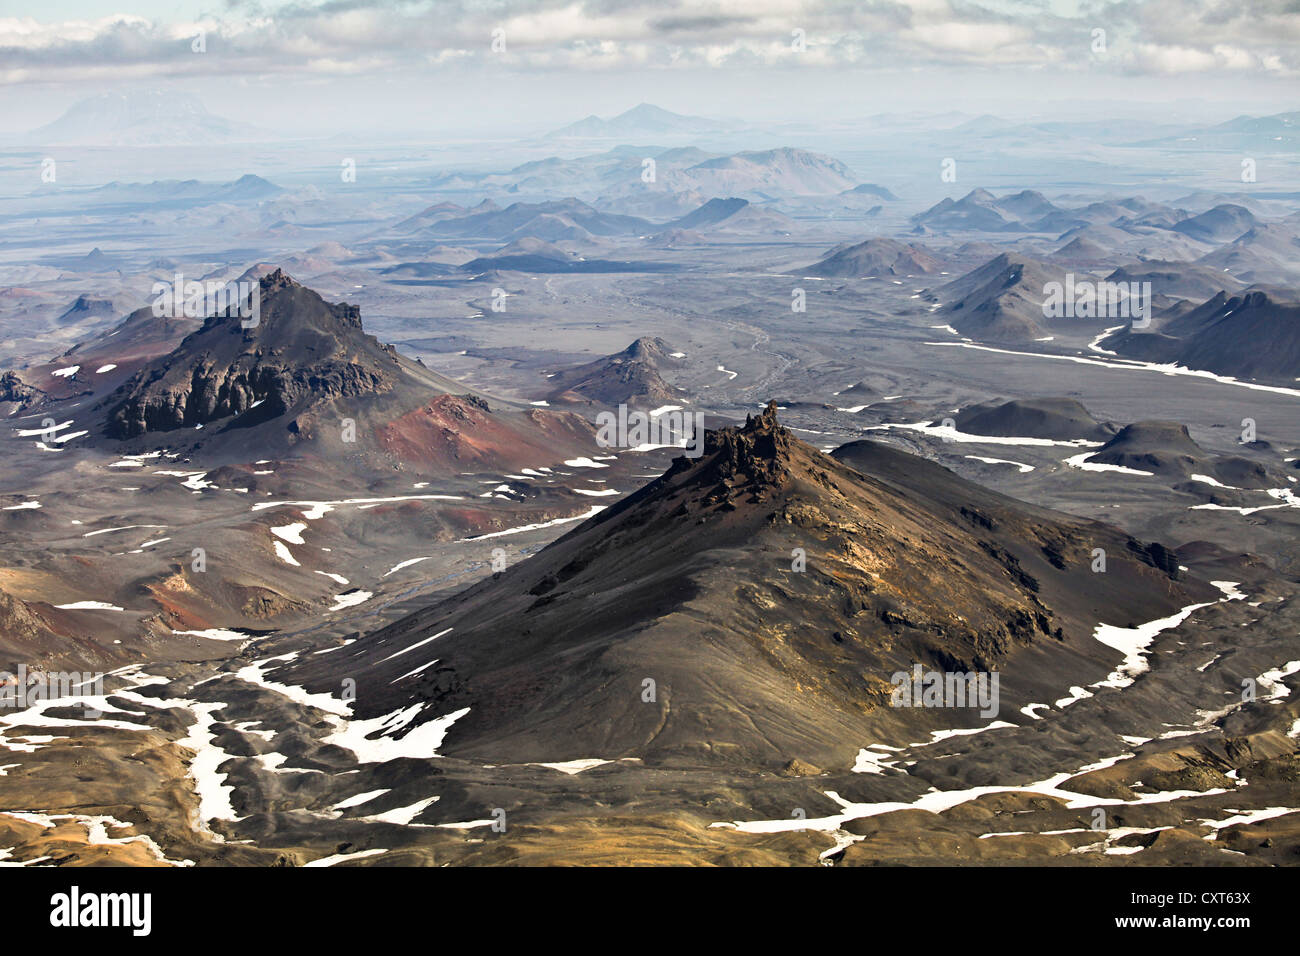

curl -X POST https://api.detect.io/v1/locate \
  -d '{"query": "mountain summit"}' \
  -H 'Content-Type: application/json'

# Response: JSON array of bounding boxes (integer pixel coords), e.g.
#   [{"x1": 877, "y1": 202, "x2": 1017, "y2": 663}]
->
[
  {"x1": 102, "y1": 269, "x2": 402, "y2": 440},
  {"x1": 95, "y1": 270, "x2": 598, "y2": 469}
]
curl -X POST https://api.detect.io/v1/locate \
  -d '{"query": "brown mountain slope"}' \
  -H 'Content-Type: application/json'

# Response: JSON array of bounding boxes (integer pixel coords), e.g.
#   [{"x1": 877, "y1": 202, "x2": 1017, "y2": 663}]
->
[{"x1": 283, "y1": 404, "x2": 1214, "y2": 771}]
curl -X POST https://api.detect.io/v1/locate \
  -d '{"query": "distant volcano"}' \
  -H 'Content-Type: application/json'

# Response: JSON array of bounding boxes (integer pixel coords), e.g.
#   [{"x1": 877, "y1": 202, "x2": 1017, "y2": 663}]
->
[
  {"x1": 95, "y1": 270, "x2": 597, "y2": 469},
  {"x1": 545, "y1": 336, "x2": 684, "y2": 407}
]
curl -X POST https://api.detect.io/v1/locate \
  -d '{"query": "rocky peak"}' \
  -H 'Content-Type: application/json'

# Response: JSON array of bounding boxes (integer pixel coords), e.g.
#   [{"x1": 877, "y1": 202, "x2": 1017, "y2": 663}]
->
[
  {"x1": 684, "y1": 400, "x2": 797, "y2": 494},
  {"x1": 259, "y1": 268, "x2": 297, "y2": 296}
]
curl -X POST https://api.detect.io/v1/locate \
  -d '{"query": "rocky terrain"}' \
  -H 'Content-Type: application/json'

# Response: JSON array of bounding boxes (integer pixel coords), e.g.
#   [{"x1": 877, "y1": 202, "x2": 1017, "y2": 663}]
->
[{"x1": 2, "y1": 84, "x2": 1299, "y2": 873}]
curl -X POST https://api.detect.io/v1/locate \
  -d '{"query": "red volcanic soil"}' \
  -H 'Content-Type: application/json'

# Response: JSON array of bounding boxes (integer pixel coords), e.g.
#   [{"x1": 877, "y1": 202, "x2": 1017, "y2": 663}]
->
[{"x1": 374, "y1": 395, "x2": 595, "y2": 471}]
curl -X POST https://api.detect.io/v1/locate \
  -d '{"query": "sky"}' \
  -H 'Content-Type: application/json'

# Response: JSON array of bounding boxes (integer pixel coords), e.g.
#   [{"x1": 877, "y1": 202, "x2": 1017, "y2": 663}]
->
[{"x1": 0, "y1": 1, "x2": 1295, "y2": 134}]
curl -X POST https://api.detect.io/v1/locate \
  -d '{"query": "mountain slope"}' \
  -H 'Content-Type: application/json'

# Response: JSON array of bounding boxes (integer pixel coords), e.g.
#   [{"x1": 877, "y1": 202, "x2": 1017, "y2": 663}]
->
[
  {"x1": 284, "y1": 404, "x2": 1213, "y2": 770},
  {"x1": 912, "y1": 189, "x2": 1060, "y2": 233},
  {"x1": 545, "y1": 337, "x2": 682, "y2": 407},
  {"x1": 684, "y1": 148, "x2": 858, "y2": 196},
  {"x1": 93, "y1": 270, "x2": 598, "y2": 467},
  {"x1": 936, "y1": 253, "x2": 1065, "y2": 341},
  {"x1": 798, "y1": 237, "x2": 944, "y2": 277},
  {"x1": 955, "y1": 398, "x2": 1117, "y2": 442},
  {"x1": 1104, "y1": 290, "x2": 1300, "y2": 383}
]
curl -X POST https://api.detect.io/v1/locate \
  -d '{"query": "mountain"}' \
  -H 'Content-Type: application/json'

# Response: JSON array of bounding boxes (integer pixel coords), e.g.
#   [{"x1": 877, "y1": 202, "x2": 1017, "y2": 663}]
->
[
  {"x1": 1083, "y1": 422, "x2": 1205, "y2": 475},
  {"x1": 798, "y1": 237, "x2": 944, "y2": 278},
  {"x1": 1028, "y1": 197, "x2": 1179, "y2": 234},
  {"x1": 1077, "y1": 422, "x2": 1275, "y2": 488},
  {"x1": 462, "y1": 237, "x2": 578, "y2": 271},
  {"x1": 1104, "y1": 262, "x2": 1239, "y2": 301},
  {"x1": 1195, "y1": 222, "x2": 1300, "y2": 284},
  {"x1": 1048, "y1": 220, "x2": 1211, "y2": 264},
  {"x1": 99, "y1": 269, "x2": 399, "y2": 442},
  {"x1": 1132, "y1": 111, "x2": 1300, "y2": 152},
  {"x1": 545, "y1": 337, "x2": 683, "y2": 407},
  {"x1": 1171, "y1": 204, "x2": 1259, "y2": 243},
  {"x1": 660, "y1": 197, "x2": 794, "y2": 235},
  {"x1": 1103, "y1": 290, "x2": 1300, "y2": 384},
  {"x1": 26, "y1": 91, "x2": 264, "y2": 147},
  {"x1": 936, "y1": 253, "x2": 1070, "y2": 341},
  {"x1": 460, "y1": 238, "x2": 669, "y2": 274},
  {"x1": 426, "y1": 146, "x2": 859, "y2": 208},
  {"x1": 392, "y1": 201, "x2": 470, "y2": 233},
  {"x1": 280, "y1": 403, "x2": 1213, "y2": 770},
  {"x1": 1049, "y1": 234, "x2": 1111, "y2": 265},
  {"x1": 55, "y1": 294, "x2": 117, "y2": 327},
  {"x1": 912, "y1": 189, "x2": 1061, "y2": 233},
  {"x1": 667, "y1": 197, "x2": 751, "y2": 229},
  {"x1": 93, "y1": 270, "x2": 597, "y2": 467},
  {"x1": 684, "y1": 148, "x2": 858, "y2": 196},
  {"x1": 955, "y1": 398, "x2": 1117, "y2": 442},
  {"x1": 427, "y1": 199, "x2": 652, "y2": 241},
  {"x1": 546, "y1": 103, "x2": 721, "y2": 139},
  {"x1": 841, "y1": 183, "x2": 898, "y2": 202}
]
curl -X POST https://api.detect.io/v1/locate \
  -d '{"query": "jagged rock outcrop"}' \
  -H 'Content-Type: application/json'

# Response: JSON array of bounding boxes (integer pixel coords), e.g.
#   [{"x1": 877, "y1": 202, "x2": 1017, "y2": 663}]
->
[{"x1": 103, "y1": 269, "x2": 399, "y2": 439}]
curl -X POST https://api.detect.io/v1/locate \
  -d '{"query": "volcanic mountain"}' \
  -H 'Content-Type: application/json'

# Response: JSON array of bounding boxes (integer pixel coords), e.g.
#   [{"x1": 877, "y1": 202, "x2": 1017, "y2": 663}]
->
[
  {"x1": 682, "y1": 147, "x2": 858, "y2": 197},
  {"x1": 545, "y1": 103, "x2": 719, "y2": 139},
  {"x1": 1194, "y1": 221, "x2": 1300, "y2": 285},
  {"x1": 56, "y1": 294, "x2": 117, "y2": 327},
  {"x1": 1102, "y1": 289, "x2": 1300, "y2": 383},
  {"x1": 1076, "y1": 421, "x2": 1276, "y2": 488},
  {"x1": 912, "y1": 189, "x2": 1060, "y2": 233},
  {"x1": 955, "y1": 398, "x2": 1117, "y2": 442},
  {"x1": 94, "y1": 270, "x2": 597, "y2": 468},
  {"x1": 1171, "y1": 203, "x2": 1258, "y2": 243},
  {"x1": 665, "y1": 197, "x2": 795, "y2": 234},
  {"x1": 1103, "y1": 262, "x2": 1237, "y2": 301},
  {"x1": 936, "y1": 253, "x2": 1071, "y2": 341},
  {"x1": 545, "y1": 336, "x2": 683, "y2": 407},
  {"x1": 429, "y1": 199, "x2": 651, "y2": 241},
  {"x1": 798, "y1": 237, "x2": 944, "y2": 278},
  {"x1": 667, "y1": 197, "x2": 750, "y2": 230},
  {"x1": 283, "y1": 403, "x2": 1215, "y2": 771}
]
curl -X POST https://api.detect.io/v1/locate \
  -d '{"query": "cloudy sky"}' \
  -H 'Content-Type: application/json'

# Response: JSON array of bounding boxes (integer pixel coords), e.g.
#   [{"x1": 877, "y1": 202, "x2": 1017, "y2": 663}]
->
[{"x1": 1, "y1": 1, "x2": 1296, "y2": 133}]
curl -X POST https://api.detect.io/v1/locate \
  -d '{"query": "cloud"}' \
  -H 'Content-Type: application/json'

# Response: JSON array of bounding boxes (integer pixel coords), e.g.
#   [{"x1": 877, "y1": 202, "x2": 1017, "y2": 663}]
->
[{"x1": 0, "y1": 0, "x2": 1295, "y2": 84}]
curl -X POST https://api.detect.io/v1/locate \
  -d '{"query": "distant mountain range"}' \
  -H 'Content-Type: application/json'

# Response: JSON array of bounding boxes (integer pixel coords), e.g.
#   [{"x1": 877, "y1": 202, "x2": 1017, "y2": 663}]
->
[
  {"x1": 25, "y1": 90, "x2": 269, "y2": 147},
  {"x1": 1130, "y1": 111, "x2": 1300, "y2": 152},
  {"x1": 545, "y1": 103, "x2": 726, "y2": 139},
  {"x1": 396, "y1": 194, "x2": 797, "y2": 248},
  {"x1": 427, "y1": 144, "x2": 861, "y2": 211},
  {"x1": 83, "y1": 175, "x2": 285, "y2": 205}
]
